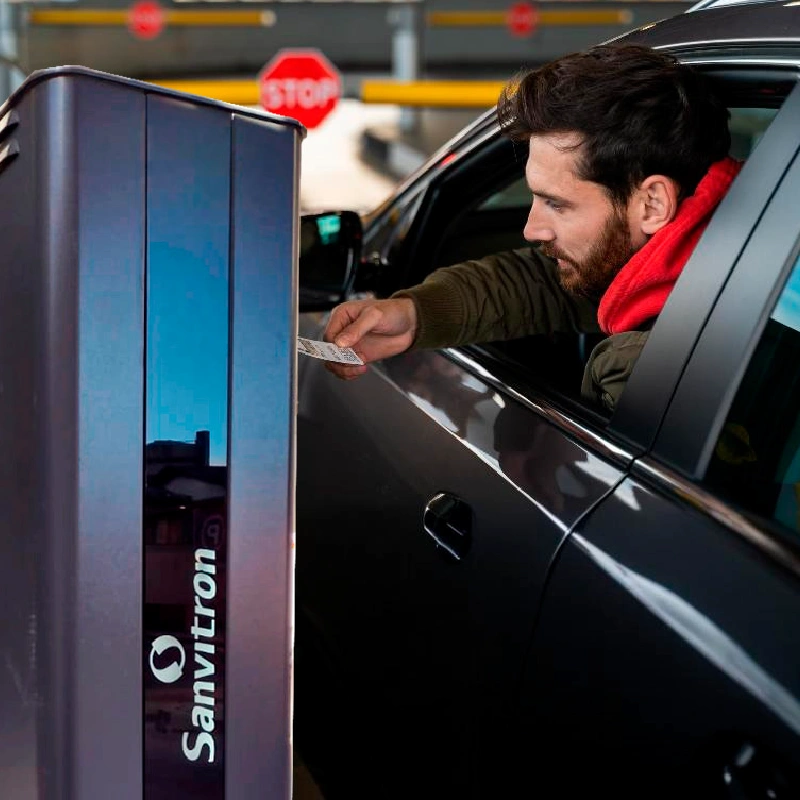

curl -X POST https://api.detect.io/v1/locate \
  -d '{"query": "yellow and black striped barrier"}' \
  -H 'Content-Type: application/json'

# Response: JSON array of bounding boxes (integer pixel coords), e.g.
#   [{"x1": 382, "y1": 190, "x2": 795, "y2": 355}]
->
[
  {"x1": 143, "y1": 78, "x2": 504, "y2": 109},
  {"x1": 28, "y1": 6, "x2": 633, "y2": 30},
  {"x1": 143, "y1": 79, "x2": 504, "y2": 108},
  {"x1": 149, "y1": 78, "x2": 262, "y2": 105},
  {"x1": 427, "y1": 9, "x2": 633, "y2": 28},
  {"x1": 361, "y1": 79, "x2": 504, "y2": 108},
  {"x1": 28, "y1": 8, "x2": 277, "y2": 27}
]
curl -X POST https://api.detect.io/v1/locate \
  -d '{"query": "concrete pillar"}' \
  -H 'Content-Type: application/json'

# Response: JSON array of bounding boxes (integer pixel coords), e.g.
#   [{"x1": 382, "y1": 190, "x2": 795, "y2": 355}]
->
[
  {"x1": 0, "y1": 0, "x2": 24, "y2": 104},
  {"x1": 388, "y1": 2, "x2": 423, "y2": 133}
]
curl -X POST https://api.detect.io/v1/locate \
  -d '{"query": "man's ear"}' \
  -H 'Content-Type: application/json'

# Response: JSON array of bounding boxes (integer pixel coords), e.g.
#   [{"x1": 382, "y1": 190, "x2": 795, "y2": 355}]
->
[{"x1": 634, "y1": 175, "x2": 680, "y2": 236}]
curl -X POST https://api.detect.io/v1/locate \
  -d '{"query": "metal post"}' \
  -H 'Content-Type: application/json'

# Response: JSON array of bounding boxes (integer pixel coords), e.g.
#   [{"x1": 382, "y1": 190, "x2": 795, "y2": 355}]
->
[
  {"x1": 0, "y1": 0, "x2": 24, "y2": 104},
  {"x1": 388, "y1": 1, "x2": 422, "y2": 133},
  {"x1": 0, "y1": 0, "x2": 11, "y2": 103}
]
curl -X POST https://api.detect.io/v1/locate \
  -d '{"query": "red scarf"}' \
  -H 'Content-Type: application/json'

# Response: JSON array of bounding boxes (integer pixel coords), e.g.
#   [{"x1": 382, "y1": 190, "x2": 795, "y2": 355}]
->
[{"x1": 597, "y1": 156, "x2": 743, "y2": 335}]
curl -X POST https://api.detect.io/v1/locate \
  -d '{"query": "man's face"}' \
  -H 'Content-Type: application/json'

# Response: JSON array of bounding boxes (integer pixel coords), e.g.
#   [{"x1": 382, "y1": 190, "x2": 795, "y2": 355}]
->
[{"x1": 523, "y1": 133, "x2": 640, "y2": 300}]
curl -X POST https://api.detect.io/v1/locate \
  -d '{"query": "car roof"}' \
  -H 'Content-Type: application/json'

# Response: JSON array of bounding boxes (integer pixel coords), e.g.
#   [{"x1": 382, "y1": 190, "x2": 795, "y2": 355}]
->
[
  {"x1": 687, "y1": 0, "x2": 782, "y2": 13},
  {"x1": 611, "y1": 1, "x2": 800, "y2": 53}
]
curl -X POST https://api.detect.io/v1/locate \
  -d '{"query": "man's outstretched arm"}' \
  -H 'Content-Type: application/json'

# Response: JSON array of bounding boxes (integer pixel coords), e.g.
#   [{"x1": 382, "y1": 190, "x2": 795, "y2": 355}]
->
[{"x1": 322, "y1": 248, "x2": 599, "y2": 380}]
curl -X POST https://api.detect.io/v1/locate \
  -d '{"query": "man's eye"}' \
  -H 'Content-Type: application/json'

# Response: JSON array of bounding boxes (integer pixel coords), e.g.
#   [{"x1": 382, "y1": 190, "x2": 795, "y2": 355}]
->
[{"x1": 531, "y1": 194, "x2": 564, "y2": 212}]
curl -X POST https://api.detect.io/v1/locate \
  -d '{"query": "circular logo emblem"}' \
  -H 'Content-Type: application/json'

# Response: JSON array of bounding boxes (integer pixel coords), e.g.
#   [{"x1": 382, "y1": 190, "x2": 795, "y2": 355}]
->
[{"x1": 149, "y1": 634, "x2": 186, "y2": 684}]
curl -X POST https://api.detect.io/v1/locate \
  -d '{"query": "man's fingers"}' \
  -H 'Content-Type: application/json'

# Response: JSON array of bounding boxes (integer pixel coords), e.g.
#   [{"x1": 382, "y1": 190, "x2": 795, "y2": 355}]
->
[
  {"x1": 320, "y1": 297, "x2": 416, "y2": 381},
  {"x1": 334, "y1": 306, "x2": 383, "y2": 349},
  {"x1": 324, "y1": 361, "x2": 368, "y2": 380},
  {"x1": 323, "y1": 300, "x2": 368, "y2": 344}
]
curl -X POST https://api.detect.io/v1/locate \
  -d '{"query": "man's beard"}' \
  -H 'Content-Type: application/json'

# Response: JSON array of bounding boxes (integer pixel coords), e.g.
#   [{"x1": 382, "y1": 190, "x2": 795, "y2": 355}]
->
[{"x1": 540, "y1": 208, "x2": 636, "y2": 301}]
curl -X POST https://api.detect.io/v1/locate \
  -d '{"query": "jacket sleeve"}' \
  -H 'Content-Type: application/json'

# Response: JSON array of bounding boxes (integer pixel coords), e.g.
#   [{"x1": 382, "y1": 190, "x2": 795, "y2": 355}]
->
[
  {"x1": 581, "y1": 331, "x2": 650, "y2": 413},
  {"x1": 391, "y1": 248, "x2": 601, "y2": 350}
]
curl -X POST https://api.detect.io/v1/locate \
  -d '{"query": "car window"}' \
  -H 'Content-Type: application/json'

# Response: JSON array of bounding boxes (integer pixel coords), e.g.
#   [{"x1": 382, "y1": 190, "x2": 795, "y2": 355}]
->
[
  {"x1": 427, "y1": 103, "x2": 782, "y2": 416},
  {"x1": 390, "y1": 105, "x2": 778, "y2": 291},
  {"x1": 466, "y1": 107, "x2": 773, "y2": 219},
  {"x1": 433, "y1": 168, "x2": 530, "y2": 268},
  {"x1": 728, "y1": 107, "x2": 780, "y2": 159},
  {"x1": 392, "y1": 83, "x2": 790, "y2": 425},
  {"x1": 426, "y1": 161, "x2": 609, "y2": 416},
  {"x1": 705, "y1": 249, "x2": 800, "y2": 541},
  {"x1": 430, "y1": 105, "x2": 778, "y2": 271},
  {"x1": 476, "y1": 176, "x2": 529, "y2": 211}
]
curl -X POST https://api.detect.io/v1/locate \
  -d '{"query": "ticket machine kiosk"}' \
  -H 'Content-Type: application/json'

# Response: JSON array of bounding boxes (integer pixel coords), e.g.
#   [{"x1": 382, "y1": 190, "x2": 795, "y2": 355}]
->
[{"x1": 0, "y1": 67, "x2": 302, "y2": 799}]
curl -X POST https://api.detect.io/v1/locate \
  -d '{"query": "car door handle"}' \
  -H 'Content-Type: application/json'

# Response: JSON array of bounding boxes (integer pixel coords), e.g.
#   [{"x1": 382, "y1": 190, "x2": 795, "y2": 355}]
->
[
  {"x1": 422, "y1": 492, "x2": 472, "y2": 562},
  {"x1": 722, "y1": 741, "x2": 798, "y2": 799}
]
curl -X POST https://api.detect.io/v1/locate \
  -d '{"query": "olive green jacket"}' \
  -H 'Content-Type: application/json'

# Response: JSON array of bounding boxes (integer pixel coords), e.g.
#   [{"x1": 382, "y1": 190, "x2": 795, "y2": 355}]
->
[{"x1": 393, "y1": 248, "x2": 649, "y2": 412}]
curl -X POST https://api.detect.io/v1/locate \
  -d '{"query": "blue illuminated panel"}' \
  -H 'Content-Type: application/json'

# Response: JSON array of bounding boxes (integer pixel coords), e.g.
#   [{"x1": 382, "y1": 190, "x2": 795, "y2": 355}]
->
[{"x1": 143, "y1": 95, "x2": 230, "y2": 799}]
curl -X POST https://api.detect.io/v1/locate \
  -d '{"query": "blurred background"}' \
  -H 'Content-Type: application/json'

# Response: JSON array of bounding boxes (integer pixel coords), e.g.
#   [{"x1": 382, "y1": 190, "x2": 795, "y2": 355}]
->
[{"x1": 0, "y1": 0, "x2": 693, "y2": 213}]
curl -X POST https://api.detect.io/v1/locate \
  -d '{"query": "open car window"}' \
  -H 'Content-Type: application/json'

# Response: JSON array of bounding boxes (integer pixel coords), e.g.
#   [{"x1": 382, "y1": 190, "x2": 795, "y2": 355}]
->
[{"x1": 393, "y1": 75, "x2": 792, "y2": 429}]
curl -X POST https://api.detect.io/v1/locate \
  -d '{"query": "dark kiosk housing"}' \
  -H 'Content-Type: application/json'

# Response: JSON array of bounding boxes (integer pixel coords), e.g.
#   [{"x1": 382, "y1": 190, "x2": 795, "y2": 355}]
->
[{"x1": 0, "y1": 67, "x2": 303, "y2": 799}]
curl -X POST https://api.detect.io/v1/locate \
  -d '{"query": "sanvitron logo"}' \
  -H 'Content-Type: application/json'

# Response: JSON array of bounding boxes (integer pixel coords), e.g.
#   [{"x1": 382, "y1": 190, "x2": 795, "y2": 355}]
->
[
  {"x1": 148, "y1": 548, "x2": 219, "y2": 764},
  {"x1": 183, "y1": 547, "x2": 219, "y2": 763},
  {"x1": 149, "y1": 635, "x2": 186, "y2": 684}
]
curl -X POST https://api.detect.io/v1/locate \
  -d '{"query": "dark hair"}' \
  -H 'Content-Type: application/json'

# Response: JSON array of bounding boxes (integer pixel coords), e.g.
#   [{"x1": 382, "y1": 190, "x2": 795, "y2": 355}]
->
[{"x1": 498, "y1": 44, "x2": 731, "y2": 205}]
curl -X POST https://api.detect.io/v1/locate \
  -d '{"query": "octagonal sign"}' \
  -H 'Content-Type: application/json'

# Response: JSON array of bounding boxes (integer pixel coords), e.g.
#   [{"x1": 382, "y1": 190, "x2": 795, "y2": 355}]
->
[{"x1": 258, "y1": 49, "x2": 342, "y2": 129}]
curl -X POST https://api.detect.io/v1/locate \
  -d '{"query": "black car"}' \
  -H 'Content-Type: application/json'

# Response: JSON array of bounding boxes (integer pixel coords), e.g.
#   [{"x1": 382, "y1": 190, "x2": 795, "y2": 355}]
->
[{"x1": 294, "y1": 1, "x2": 800, "y2": 796}]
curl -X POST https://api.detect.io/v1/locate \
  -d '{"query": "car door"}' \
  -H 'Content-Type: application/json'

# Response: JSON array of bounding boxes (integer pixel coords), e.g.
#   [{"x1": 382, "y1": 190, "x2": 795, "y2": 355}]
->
[
  {"x1": 516, "y1": 74, "x2": 800, "y2": 798},
  {"x1": 295, "y1": 129, "x2": 694, "y2": 796}
]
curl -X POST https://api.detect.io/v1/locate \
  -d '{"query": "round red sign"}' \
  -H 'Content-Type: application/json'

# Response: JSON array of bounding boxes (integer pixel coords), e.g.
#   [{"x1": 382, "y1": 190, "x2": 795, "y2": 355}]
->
[
  {"x1": 507, "y1": 1, "x2": 539, "y2": 37},
  {"x1": 258, "y1": 50, "x2": 342, "y2": 130},
  {"x1": 127, "y1": 0, "x2": 165, "y2": 40}
]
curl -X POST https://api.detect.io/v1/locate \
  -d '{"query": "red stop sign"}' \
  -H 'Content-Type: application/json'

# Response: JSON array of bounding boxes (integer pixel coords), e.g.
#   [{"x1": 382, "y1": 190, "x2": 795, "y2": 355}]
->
[
  {"x1": 507, "y1": 1, "x2": 539, "y2": 37},
  {"x1": 258, "y1": 50, "x2": 341, "y2": 130},
  {"x1": 127, "y1": 0, "x2": 165, "y2": 40}
]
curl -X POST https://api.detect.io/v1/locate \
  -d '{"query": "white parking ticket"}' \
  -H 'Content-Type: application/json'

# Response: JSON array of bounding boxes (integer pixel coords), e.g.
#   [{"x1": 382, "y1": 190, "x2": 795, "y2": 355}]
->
[{"x1": 297, "y1": 337, "x2": 364, "y2": 366}]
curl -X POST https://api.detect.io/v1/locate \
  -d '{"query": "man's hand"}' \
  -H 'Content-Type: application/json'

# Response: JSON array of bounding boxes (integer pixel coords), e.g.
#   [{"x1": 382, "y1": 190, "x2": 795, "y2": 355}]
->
[{"x1": 323, "y1": 297, "x2": 418, "y2": 379}]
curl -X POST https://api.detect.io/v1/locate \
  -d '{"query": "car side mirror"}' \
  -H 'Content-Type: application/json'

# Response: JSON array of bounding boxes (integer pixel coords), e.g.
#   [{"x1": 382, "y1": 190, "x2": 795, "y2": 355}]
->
[{"x1": 299, "y1": 210, "x2": 362, "y2": 311}]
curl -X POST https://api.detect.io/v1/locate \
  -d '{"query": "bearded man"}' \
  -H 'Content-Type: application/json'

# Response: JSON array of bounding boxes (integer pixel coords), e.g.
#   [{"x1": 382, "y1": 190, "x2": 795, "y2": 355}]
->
[{"x1": 323, "y1": 44, "x2": 737, "y2": 412}]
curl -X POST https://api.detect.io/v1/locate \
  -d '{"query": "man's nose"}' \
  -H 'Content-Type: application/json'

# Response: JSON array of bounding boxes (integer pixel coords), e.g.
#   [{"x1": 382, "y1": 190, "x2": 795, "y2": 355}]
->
[{"x1": 523, "y1": 205, "x2": 554, "y2": 242}]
